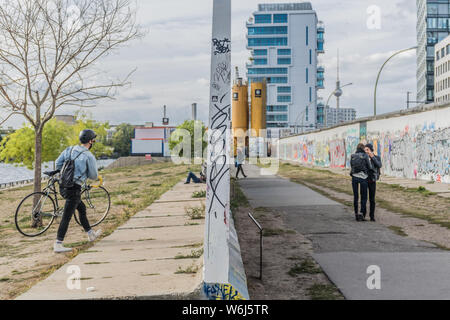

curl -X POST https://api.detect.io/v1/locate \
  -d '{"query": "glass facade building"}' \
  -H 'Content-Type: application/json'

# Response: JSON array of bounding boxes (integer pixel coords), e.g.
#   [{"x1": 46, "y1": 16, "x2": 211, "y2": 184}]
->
[
  {"x1": 417, "y1": 0, "x2": 450, "y2": 103},
  {"x1": 246, "y1": 2, "x2": 325, "y2": 138}
]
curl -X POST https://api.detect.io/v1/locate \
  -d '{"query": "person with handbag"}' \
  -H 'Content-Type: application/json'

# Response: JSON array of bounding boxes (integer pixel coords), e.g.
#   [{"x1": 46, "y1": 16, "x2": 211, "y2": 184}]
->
[
  {"x1": 350, "y1": 143, "x2": 374, "y2": 222},
  {"x1": 365, "y1": 144, "x2": 382, "y2": 222}
]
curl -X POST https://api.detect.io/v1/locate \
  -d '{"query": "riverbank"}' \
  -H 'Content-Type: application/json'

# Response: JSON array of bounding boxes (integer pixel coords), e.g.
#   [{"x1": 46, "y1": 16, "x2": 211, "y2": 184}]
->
[
  {"x1": 0, "y1": 159, "x2": 116, "y2": 186},
  {"x1": 0, "y1": 161, "x2": 199, "y2": 299}
]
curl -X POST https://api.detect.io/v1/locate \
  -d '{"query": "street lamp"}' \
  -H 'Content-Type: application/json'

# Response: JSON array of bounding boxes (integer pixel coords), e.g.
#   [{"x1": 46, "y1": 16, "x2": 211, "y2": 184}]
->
[
  {"x1": 374, "y1": 46, "x2": 417, "y2": 116},
  {"x1": 324, "y1": 82, "x2": 353, "y2": 128},
  {"x1": 294, "y1": 100, "x2": 317, "y2": 134}
]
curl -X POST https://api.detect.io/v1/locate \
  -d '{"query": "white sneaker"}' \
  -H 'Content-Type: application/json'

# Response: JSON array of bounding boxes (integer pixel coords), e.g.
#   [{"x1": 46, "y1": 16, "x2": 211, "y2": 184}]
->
[
  {"x1": 87, "y1": 229, "x2": 102, "y2": 242},
  {"x1": 54, "y1": 242, "x2": 73, "y2": 253}
]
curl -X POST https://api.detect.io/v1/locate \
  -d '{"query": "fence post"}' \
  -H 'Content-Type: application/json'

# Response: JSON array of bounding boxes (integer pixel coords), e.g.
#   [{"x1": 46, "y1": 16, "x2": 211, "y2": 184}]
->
[{"x1": 248, "y1": 212, "x2": 263, "y2": 280}]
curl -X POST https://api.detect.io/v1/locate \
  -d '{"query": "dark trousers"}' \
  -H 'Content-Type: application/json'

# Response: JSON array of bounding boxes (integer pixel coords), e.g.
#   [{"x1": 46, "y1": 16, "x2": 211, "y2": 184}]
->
[
  {"x1": 236, "y1": 164, "x2": 246, "y2": 178},
  {"x1": 368, "y1": 181, "x2": 377, "y2": 219},
  {"x1": 352, "y1": 176, "x2": 368, "y2": 216},
  {"x1": 186, "y1": 172, "x2": 201, "y2": 184},
  {"x1": 57, "y1": 184, "x2": 91, "y2": 241}
]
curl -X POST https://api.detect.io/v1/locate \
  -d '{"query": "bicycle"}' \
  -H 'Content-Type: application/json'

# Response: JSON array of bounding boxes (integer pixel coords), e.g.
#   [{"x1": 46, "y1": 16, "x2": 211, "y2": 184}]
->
[{"x1": 15, "y1": 170, "x2": 111, "y2": 237}]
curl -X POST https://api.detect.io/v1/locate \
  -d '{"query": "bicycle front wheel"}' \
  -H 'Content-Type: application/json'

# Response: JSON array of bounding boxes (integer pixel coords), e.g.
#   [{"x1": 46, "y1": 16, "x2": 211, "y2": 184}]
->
[
  {"x1": 76, "y1": 187, "x2": 111, "y2": 227},
  {"x1": 15, "y1": 192, "x2": 56, "y2": 237}
]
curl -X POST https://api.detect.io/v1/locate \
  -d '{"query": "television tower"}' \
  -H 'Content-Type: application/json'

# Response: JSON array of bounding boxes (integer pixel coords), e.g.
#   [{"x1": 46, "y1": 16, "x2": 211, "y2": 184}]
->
[{"x1": 334, "y1": 49, "x2": 342, "y2": 111}]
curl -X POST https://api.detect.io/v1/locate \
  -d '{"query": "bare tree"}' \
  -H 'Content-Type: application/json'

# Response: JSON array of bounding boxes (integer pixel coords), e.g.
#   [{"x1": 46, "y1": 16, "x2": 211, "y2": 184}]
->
[{"x1": 0, "y1": 0, "x2": 143, "y2": 226}]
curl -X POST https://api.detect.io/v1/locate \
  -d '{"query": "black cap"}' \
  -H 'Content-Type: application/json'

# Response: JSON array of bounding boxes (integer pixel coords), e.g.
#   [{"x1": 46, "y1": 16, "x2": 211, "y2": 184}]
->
[
  {"x1": 365, "y1": 143, "x2": 374, "y2": 152},
  {"x1": 79, "y1": 129, "x2": 97, "y2": 144}
]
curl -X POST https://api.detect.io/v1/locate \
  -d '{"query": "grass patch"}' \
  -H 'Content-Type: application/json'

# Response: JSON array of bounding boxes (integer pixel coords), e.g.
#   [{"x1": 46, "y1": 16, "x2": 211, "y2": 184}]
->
[
  {"x1": 175, "y1": 263, "x2": 199, "y2": 274},
  {"x1": 231, "y1": 179, "x2": 249, "y2": 211},
  {"x1": 307, "y1": 284, "x2": 343, "y2": 300},
  {"x1": 147, "y1": 171, "x2": 165, "y2": 177},
  {"x1": 171, "y1": 242, "x2": 203, "y2": 249},
  {"x1": 262, "y1": 228, "x2": 285, "y2": 237},
  {"x1": 113, "y1": 199, "x2": 134, "y2": 208},
  {"x1": 387, "y1": 226, "x2": 408, "y2": 237},
  {"x1": 130, "y1": 259, "x2": 147, "y2": 262},
  {"x1": 192, "y1": 190, "x2": 206, "y2": 199},
  {"x1": 65, "y1": 241, "x2": 89, "y2": 248},
  {"x1": 0, "y1": 277, "x2": 11, "y2": 282},
  {"x1": 186, "y1": 204, "x2": 205, "y2": 220},
  {"x1": 174, "y1": 248, "x2": 204, "y2": 260},
  {"x1": 136, "y1": 238, "x2": 156, "y2": 242},
  {"x1": 288, "y1": 259, "x2": 322, "y2": 276},
  {"x1": 429, "y1": 242, "x2": 450, "y2": 251}
]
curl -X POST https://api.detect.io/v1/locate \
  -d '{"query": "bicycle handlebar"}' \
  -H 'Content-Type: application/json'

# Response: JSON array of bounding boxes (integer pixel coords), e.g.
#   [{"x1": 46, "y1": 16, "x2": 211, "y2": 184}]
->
[{"x1": 91, "y1": 175, "x2": 103, "y2": 188}]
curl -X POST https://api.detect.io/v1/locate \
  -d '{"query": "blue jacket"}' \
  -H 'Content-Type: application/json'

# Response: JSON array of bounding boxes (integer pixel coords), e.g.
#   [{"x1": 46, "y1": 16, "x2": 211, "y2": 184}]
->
[{"x1": 56, "y1": 145, "x2": 98, "y2": 186}]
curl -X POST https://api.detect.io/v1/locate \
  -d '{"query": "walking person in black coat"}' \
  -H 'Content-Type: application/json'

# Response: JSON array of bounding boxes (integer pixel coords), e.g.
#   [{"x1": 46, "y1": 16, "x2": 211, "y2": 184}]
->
[
  {"x1": 365, "y1": 144, "x2": 382, "y2": 222},
  {"x1": 350, "y1": 143, "x2": 374, "y2": 222}
]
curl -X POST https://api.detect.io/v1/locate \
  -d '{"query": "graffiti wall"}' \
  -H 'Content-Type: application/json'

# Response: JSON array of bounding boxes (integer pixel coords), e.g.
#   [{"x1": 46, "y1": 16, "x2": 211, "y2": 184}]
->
[{"x1": 277, "y1": 105, "x2": 450, "y2": 184}]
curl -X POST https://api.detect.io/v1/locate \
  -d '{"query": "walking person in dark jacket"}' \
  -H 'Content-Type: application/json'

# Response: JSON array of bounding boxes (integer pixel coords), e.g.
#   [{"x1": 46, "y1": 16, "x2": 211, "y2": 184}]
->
[
  {"x1": 350, "y1": 143, "x2": 374, "y2": 222},
  {"x1": 365, "y1": 144, "x2": 382, "y2": 222},
  {"x1": 235, "y1": 148, "x2": 247, "y2": 179}
]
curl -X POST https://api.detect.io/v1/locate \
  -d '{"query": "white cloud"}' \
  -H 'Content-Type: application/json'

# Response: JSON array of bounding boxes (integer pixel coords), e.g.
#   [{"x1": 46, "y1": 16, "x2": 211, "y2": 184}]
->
[{"x1": 2, "y1": 0, "x2": 419, "y2": 128}]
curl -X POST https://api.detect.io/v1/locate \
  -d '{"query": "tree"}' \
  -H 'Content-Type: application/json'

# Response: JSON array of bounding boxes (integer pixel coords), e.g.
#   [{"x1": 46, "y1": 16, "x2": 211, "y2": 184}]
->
[
  {"x1": 111, "y1": 123, "x2": 134, "y2": 157},
  {"x1": 0, "y1": 0, "x2": 142, "y2": 210},
  {"x1": 169, "y1": 120, "x2": 207, "y2": 160},
  {"x1": 0, "y1": 115, "x2": 113, "y2": 168},
  {"x1": 0, "y1": 119, "x2": 72, "y2": 169},
  {"x1": 69, "y1": 112, "x2": 113, "y2": 158}
]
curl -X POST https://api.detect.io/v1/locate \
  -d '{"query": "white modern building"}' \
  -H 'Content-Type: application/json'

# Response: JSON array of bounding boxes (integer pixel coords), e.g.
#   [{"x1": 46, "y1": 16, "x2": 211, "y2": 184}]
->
[
  {"x1": 324, "y1": 106, "x2": 357, "y2": 127},
  {"x1": 416, "y1": 0, "x2": 450, "y2": 104},
  {"x1": 434, "y1": 34, "x2": 450, "y2": 103},
  {"x1": 246, "y1": 2, "x2": 324, "y2": 138}
]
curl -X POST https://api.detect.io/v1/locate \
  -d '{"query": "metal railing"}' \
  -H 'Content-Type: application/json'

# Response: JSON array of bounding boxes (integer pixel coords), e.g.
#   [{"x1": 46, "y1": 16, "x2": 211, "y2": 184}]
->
[
  {"x1": 0, "y1": 177, "x2": 49, "y2": 191},
  {"x1": 248, "y1": 212, "x2": 263, "y2": 280}
]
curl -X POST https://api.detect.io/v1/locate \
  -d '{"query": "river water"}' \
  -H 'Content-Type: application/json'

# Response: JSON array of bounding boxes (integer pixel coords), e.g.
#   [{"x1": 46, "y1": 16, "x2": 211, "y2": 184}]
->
[{"x1": 0, "y1": 159, "x2": 116, "y2": 184}]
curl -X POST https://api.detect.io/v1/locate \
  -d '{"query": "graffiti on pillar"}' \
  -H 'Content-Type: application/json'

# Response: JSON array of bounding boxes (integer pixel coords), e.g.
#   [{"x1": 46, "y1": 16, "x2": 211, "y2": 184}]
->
[
  {"x1": 203, "y1": 283, "x2": 246, "y2": 300},
  {"x1": 212, "y1": 38, "x2": 231, "y2": 55}
]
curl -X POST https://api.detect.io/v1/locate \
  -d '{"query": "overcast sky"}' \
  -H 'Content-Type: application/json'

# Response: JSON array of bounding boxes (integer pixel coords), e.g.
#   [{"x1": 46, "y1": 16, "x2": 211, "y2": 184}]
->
[{"x1": 2, "y1": 0, "x2": 417, "y2": 128}]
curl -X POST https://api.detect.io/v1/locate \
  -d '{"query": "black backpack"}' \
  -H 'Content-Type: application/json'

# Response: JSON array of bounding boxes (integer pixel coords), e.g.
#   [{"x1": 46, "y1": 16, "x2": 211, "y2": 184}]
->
[
  {"x1": 59, "y1": 147, "x2": 86, "y2": 195},
  {"x1": 350, "y1": 153, "x2": 367, "y2": 174}
]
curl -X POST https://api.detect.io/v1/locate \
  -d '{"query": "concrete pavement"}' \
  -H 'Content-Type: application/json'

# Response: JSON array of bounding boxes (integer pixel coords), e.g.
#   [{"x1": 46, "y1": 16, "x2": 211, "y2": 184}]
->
[
  {"x1": 237, "y1": 164, "x2": 450, "y2": 300},
  {"x1": 17, "y1": 181, "x2": 206, "y2": 300}
]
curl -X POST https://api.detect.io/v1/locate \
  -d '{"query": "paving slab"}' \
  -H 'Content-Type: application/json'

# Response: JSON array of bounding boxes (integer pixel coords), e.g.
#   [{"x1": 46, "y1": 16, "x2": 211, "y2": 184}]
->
[{"x1": 17, "y1": 181, "x2": 206, "y2": 300}]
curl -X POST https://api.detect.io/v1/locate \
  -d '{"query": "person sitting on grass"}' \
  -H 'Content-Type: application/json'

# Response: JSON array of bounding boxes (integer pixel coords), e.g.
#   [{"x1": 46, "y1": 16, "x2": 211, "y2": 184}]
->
[{"x1": 185, "y1": 162, "x2": 207, "y2": 184}]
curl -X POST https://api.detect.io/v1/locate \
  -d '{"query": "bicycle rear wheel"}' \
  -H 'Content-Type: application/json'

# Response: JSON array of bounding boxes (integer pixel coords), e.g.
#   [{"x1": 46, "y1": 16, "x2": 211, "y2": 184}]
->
[
  {"x1": 15, "y1": 192, "x2": 56, "y2": 237},
  {"x1": 75, "y1": 187, "x2": 111, "y2": 228}
]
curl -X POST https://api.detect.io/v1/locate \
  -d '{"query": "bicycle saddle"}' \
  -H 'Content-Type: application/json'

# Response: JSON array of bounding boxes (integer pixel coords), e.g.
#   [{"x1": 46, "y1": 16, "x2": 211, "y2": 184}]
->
[{"x1": 44, "y1": 170, "x2": 61, "y2": 177}]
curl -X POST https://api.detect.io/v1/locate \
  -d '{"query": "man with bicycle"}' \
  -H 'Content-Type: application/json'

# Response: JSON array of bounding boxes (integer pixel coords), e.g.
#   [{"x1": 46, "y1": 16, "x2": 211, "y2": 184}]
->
[{"x1": 53, "y1": 129, "x2": 102, "y2": 253}]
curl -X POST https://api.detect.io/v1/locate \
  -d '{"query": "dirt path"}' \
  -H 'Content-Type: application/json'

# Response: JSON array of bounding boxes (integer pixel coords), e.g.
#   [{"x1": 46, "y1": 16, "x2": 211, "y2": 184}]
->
[
  {"x1": 0, "y1": 162, "x2": 197, "y2": 299},
  {"x1": 231, "y1": 180, "x2": 343, "y2": 300}
]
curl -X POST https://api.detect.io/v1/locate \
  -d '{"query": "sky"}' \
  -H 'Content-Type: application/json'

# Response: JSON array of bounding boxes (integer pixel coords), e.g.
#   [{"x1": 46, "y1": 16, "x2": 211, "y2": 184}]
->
[{"x1": 1, "y1": 0, "x2": 418, "y2": 129}]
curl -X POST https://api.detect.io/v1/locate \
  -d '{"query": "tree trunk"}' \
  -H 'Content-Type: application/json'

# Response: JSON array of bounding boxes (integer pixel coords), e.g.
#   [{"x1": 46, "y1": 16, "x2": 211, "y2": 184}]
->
[{"x1": 31, "y1": 128, "x2": 43, "y2": 228}]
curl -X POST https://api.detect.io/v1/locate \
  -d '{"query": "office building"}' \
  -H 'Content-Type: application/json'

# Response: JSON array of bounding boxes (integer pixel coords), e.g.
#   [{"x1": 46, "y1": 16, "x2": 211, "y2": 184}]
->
[
  {"x1": 434, "y1": 34, "x2": 450, "y2": 103},
  {"x1": 417, "y1": 0, "x2": 450, "y2": 103},
  {"x1": 324, "y1": 106, "x2": 357, "y2": 127},
  {"x1": 246, "y1": 2, "x2": 325, "y2": 138}
]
